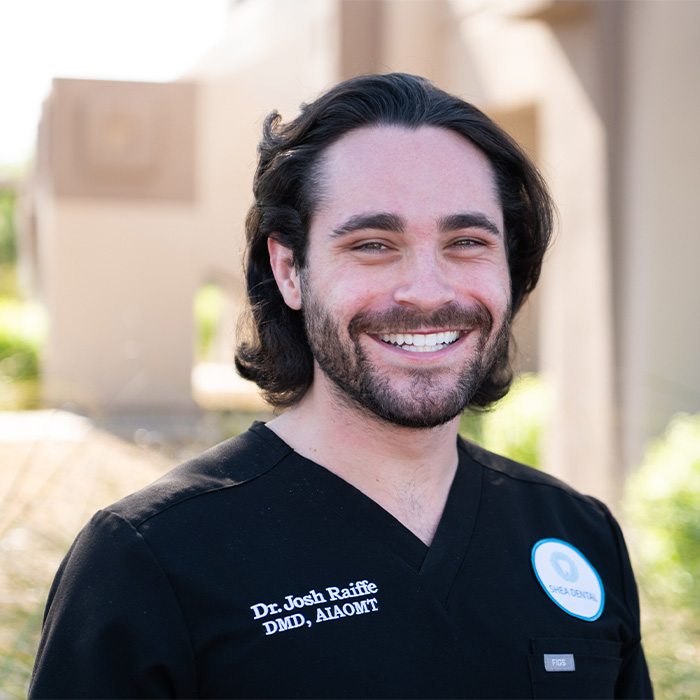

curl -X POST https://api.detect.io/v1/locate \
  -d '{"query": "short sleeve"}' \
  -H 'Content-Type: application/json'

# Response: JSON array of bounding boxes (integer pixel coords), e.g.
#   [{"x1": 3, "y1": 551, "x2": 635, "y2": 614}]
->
[{"x1": 29, "y1": 510, "x2": 197, "y2": 698}]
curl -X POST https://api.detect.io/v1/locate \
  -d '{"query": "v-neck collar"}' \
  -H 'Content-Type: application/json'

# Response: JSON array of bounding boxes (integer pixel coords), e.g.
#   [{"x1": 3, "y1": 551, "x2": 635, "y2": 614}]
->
[
  {"x1": 419, "y1": 441, "x2": 483, "y2": 603},
  {"x1": 248, "y1": 422, "x2": 483, "y2": 606}
]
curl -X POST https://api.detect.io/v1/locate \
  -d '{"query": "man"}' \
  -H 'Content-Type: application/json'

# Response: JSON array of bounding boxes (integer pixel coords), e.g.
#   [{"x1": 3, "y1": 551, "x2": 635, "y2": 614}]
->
[{"x1": 30, "y1": 73, "x2": 652, "y2": 698}]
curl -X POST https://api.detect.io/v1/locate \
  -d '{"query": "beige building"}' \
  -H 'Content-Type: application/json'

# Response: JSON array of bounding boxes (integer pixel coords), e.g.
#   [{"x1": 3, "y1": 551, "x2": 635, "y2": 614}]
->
[{"x1": 27, "y1": 0, "x2": 700, "y2": 503}]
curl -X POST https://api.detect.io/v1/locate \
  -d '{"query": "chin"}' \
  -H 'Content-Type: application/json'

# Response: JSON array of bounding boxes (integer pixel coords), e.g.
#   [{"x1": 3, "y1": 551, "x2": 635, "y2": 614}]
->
[{"x1": 339, "y1": 380, "x2": 471, "y2": 430}]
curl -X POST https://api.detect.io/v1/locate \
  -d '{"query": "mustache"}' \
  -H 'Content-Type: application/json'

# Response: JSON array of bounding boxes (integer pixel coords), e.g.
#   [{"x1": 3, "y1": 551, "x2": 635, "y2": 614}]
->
[{"x1": 348, "y1": 302, "x2": 493, "y2": 337}]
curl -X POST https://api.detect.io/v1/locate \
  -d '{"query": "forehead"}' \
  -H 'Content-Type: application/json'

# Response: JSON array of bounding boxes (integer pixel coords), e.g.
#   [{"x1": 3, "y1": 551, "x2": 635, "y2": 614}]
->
[{"x1": 313, "y1": 125, "x2": 501, "y2": 223}]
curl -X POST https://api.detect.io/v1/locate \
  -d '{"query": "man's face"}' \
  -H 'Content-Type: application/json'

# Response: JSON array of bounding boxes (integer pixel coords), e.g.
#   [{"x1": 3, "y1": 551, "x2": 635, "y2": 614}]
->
[{"x1": 299, "y1": 125, "x2": 511, "y2": 428}]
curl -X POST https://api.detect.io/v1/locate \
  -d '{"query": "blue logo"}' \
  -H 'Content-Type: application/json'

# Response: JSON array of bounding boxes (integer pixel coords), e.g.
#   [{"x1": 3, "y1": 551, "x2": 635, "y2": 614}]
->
[{"x1": 550, "y1": 551, "x2": 579, "y2": 582}]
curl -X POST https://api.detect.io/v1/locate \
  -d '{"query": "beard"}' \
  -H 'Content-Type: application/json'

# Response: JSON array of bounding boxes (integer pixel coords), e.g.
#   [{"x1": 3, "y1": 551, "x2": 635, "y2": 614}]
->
[{"x1": 301, "y1": 286, "x2": 511, "y2": 429}]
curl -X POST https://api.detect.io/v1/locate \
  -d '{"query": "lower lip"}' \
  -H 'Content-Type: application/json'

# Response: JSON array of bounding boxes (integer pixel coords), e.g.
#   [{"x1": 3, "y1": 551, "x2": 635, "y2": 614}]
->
[{"x1": 367, "y1": 332, "x2": 472, "y2": 360}]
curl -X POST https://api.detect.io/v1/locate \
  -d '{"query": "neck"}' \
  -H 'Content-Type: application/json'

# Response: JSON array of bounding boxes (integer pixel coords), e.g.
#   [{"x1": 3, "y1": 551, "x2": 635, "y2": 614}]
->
[{"x1": 266, "y1": 376, "x2": 461, "y2": 545}]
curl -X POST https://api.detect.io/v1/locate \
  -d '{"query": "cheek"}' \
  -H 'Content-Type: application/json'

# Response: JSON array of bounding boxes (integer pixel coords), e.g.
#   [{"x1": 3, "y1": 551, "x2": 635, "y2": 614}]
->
[
  {"x1": 309, "y1": 265, "x2": 386, "y2": 314},
  {"x1": 457, "y1": 264, "x2": 511, "y2": 311},
  {"x1": 489, "y1": 255, "x2": 511, "y2": 298},
  {"x1": 493, "y1": 269, "x2": 513, "y2": 307}
]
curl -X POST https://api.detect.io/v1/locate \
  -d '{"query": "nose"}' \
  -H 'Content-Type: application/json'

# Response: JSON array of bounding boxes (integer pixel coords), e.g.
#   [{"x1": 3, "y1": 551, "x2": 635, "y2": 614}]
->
[{"x1": 392, "y1": 253, "x2": 457, "y2": 311}]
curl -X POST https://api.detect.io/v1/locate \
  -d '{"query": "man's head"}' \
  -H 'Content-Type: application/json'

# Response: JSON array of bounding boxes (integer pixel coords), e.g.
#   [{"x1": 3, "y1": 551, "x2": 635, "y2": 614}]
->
[{"x1": 235, "y1": 73, "x2": 553, "y2": 419}]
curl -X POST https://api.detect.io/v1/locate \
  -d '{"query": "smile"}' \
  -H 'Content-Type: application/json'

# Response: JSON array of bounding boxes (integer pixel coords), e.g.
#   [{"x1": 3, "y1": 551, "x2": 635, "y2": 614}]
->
[{"x1": 377, "y1": 331, "x2": 461, "y2": 353}]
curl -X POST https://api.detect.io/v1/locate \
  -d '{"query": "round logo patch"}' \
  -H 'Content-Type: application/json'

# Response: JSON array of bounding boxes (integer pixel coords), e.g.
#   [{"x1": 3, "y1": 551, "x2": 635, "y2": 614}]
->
[{"x1": 531, "y1": 538, "x2": 604, "y2": 621}]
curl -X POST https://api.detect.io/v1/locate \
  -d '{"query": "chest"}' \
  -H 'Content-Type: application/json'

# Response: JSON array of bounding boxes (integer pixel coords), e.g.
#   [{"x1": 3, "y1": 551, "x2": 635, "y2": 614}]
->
[{"x1": 150, "y1": 478, "x2": 627, "y2": 698}]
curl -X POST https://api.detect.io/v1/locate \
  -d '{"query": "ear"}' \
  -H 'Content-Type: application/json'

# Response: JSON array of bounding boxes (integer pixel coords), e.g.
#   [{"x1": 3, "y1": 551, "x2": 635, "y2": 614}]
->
[{"x1": 268, "y1": 237, "x2": 302, "y2": 310}]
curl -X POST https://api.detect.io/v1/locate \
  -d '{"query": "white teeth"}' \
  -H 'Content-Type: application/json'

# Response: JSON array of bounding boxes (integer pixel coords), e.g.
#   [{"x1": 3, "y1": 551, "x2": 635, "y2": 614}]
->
[{"x1": 378, "y1": 331, "x2": 460, "y2": 352}]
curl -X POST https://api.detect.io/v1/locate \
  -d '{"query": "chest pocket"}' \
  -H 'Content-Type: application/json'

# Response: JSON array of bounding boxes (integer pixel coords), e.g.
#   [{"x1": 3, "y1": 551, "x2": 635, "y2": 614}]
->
[{"x1": 528, "y1": 637, "x2": 622, "y2": 699}]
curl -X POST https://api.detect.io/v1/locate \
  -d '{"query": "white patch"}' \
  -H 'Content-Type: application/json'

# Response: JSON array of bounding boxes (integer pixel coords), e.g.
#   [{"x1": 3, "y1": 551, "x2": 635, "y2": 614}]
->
[{"x1": 531, "y1": 539, "x2": 604, "y2": 621}]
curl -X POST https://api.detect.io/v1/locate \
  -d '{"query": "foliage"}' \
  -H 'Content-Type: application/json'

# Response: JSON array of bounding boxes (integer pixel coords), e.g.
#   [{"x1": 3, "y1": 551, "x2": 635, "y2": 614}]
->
[
  {"x1": 624, "y1": 413, "x2": 700, "y2": 609},
  {"x1": 0, "y1": 189, "x2": 16, "y2": 265},
  {"x1": 0, "y1": 263, "x2": 19, "y2": 297},
  {"x1": 0, "y1": 297, "x2": 44, "y2": 409},
  {"x1": 193, "y1": 284, "x2": 225, "y2": 360},
  {"x1": 0, "y1": 334, "x2": 39, "y2": 382},
  {"x1": 0, "y1": 189, "x2": 18, "y2": 297},
  {"x1": 0, "y1": 298, "x2": 44, "y2": 382},
  {"x1": 624, "y1": 413, "x2": 700, "y2": 699},
  {"x1": 460, "y1": 372, "x2": 549, "y2": 468}
]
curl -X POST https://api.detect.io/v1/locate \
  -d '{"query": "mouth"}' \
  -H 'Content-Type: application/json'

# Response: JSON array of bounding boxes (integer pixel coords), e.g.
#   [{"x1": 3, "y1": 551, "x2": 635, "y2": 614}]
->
[{"x1": 376, "y1": 330, "x2": 462, "y2": 353}]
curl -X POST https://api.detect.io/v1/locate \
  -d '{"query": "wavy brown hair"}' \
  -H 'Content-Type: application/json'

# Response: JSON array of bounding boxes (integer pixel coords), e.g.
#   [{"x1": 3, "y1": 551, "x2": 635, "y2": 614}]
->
[{"x1": 235, "y1": 73, "x2": 554, "y2": 409}]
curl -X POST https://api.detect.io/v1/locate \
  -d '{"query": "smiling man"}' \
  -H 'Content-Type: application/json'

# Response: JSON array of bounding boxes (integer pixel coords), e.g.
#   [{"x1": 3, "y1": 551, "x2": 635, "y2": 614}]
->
[
  {"x1": 275, "y1": 126, "x2": 510, "y2": 433},
  {"x1": 30, "y1": 74, "x2": 652, "y2": 698}
]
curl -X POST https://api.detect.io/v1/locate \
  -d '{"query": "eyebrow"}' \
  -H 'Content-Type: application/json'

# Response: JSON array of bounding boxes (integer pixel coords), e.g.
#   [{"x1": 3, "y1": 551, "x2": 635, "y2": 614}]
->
[
  {"x1": 331, "y1": 212, "x2": 404, "y2": 237},
  {"x1": 438, "y1": 212, "x2": 502, "y2": 238}
]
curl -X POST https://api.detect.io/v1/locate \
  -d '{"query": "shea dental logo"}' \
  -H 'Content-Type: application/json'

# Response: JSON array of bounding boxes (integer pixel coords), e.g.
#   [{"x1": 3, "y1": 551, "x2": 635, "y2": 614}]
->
[{"x1": 249, "y1": 579, "x2": 380, "y2": 636}]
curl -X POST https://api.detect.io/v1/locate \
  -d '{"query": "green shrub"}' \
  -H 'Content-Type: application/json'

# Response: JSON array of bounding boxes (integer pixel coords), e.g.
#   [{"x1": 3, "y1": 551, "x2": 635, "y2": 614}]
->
[
  {"x1": 0, "y1": 264, "x2": 19, "y2": 297},
  {"x1": 624, "y1": 413, "x2": 700, "y2": 610},
  {"x1": 0, "y1": 190, "x2": 16, "y2": 265},
  {"x1": 623, "y1": 414, "x2": 700, "y2": 698},
  {"x1": 0, "y1": 335, "x2": 39, "y2": 380},
  {"x1": 460, "y1": 373, "x2": 549, "y2": 468},
  {"x1": 193, "y1": 284, "x2": 225, "y2": 360},
  {"x1": 0, "y1": 299, "x2": 44, "y2": 381}
]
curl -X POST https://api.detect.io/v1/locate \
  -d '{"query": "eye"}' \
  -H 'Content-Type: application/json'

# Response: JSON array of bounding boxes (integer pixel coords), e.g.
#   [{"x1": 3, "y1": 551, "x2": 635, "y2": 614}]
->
[
  {"x1": 352, "y1": 240, "x2": 389, "y2": 252},
  {"x1": 450, "y1": 237, "x2": 485, "y2": 249}
]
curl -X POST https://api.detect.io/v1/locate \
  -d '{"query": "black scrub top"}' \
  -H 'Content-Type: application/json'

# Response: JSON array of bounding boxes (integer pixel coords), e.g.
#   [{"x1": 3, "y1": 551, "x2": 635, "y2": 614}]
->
[{"x1": 30, "y1": 422, "x2": 653, "y2": 698}]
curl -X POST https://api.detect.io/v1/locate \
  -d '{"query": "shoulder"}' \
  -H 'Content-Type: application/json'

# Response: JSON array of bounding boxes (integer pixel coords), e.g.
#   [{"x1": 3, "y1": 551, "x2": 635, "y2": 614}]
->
[
  {"x1": 458, "y1": 436, "x2": 608, "y2": 515},
  {"x1": 103, "y1": 422, "x2": 293, "y2": 528},
  {"x1": 457, "y1": 438, "x2": 640, "y2": 604}
]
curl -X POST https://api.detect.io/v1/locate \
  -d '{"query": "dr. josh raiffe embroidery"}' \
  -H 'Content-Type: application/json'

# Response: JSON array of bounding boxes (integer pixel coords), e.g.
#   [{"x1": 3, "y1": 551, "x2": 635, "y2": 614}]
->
[{"x1": 250, "y1": 580, "x2": 380, "y2": 636}]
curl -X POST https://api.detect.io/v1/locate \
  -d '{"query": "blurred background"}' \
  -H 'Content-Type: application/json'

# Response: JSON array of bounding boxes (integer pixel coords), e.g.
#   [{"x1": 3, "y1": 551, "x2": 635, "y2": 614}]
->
[{"x1": 1, "y1": 0, "x2": 698, "y2": 696}]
